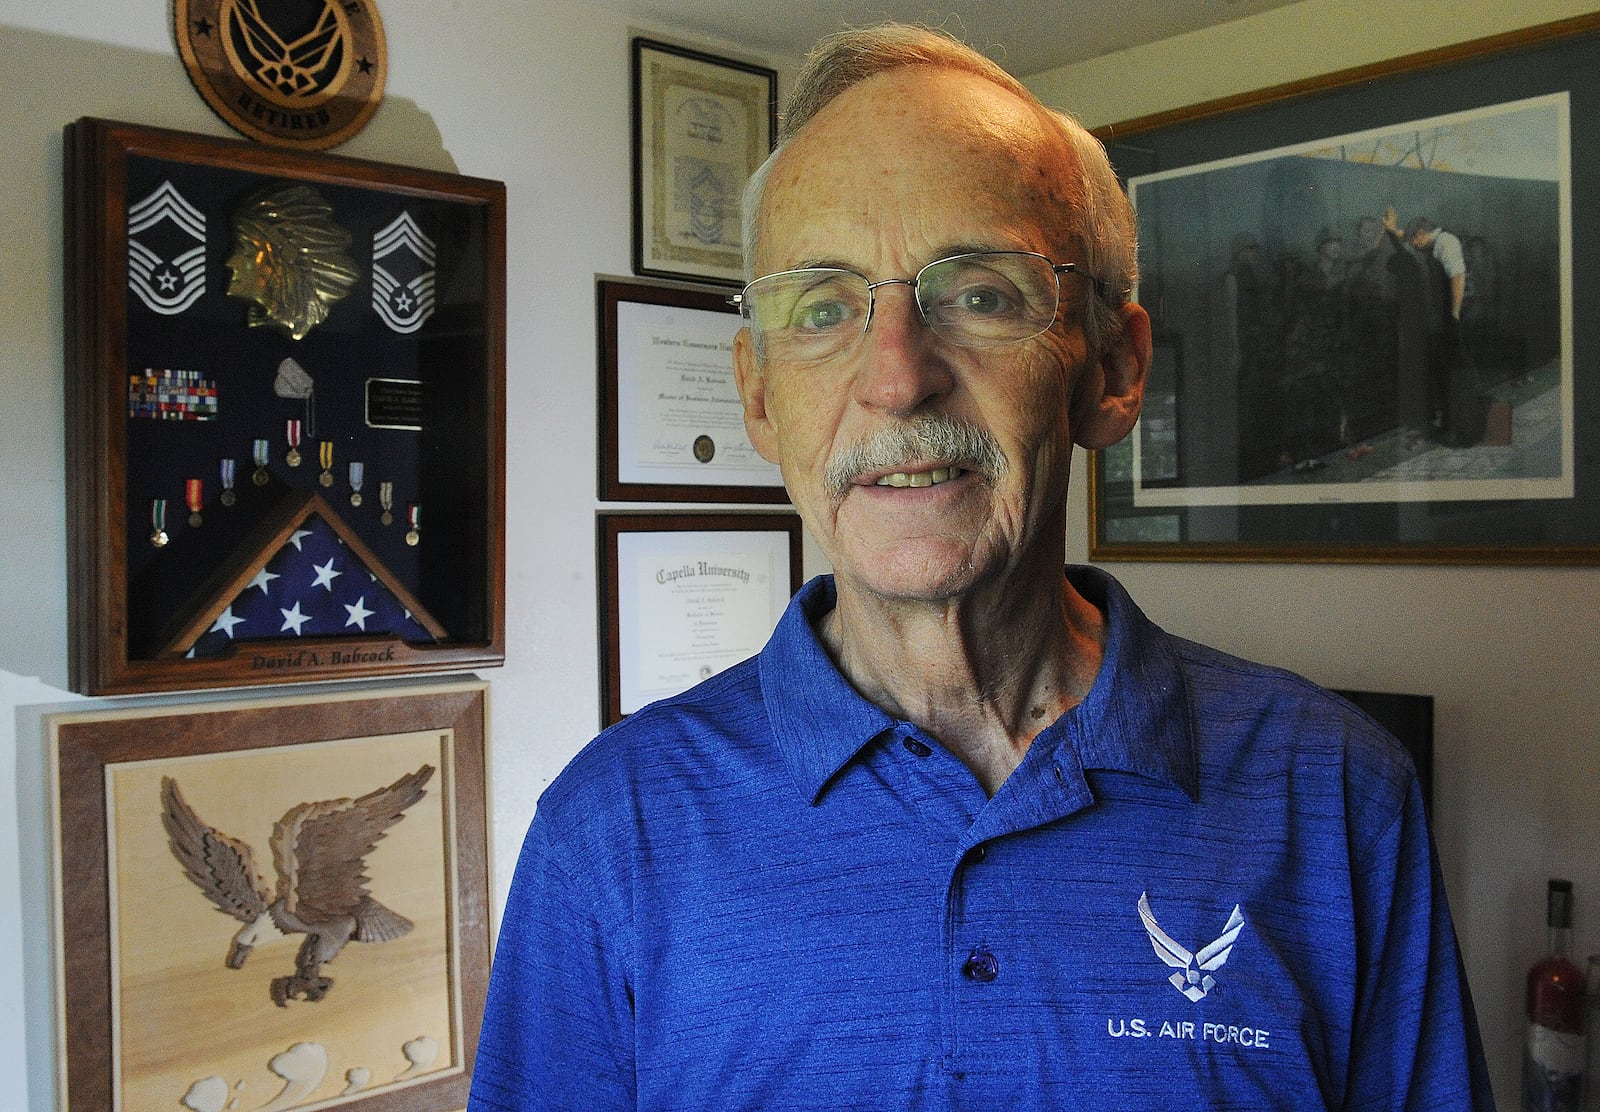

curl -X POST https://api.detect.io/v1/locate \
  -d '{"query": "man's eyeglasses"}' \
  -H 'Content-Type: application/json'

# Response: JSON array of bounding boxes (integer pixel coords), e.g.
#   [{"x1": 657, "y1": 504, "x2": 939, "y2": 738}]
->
[{"x1": 731, "y1": 250, "x2": 1102, "y2": 364}]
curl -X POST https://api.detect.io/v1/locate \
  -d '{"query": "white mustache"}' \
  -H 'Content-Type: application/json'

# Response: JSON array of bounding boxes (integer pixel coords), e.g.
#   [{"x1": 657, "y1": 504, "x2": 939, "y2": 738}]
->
[{"x1": 824, "y1": 415, "x2": 1004, "y2": 498}]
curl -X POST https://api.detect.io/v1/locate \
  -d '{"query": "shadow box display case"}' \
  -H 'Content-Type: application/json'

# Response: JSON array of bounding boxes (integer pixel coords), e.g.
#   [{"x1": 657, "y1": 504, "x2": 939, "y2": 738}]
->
[{"x1": 65, "y1": 117, "x2": 506, "y2": 694}]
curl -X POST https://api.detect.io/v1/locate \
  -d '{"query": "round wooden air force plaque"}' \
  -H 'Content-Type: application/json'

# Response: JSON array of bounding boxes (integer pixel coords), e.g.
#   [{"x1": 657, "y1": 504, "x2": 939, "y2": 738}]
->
[{"x1": 174, "y1": 0, "x2": 387, "y2": 150}]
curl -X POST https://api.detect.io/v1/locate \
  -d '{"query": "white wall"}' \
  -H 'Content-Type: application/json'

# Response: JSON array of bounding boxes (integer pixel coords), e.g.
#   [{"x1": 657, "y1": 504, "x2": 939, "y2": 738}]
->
[
  {"x1": 0, "y1": 0, "x2": 1595, "y2": 1107},
  {"x1": 0, "y1": 3, "x2": 799, "y2": 1108},
  {"x1": 1029, "y1": 0, "x2": 1600, "y2": 1103}
]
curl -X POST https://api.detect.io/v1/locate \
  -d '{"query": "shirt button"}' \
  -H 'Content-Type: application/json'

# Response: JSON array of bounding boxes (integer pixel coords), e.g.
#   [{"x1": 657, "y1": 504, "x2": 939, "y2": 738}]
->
[
  {"x1": 902, "y1": 737, "x2": 932, "y2": 758},
  {"x1": 967, "y1": 844, "x2": 987, "y2": 864},
  {"x1": 963, "y1": 947, "x2": 999, "y2": 983}
]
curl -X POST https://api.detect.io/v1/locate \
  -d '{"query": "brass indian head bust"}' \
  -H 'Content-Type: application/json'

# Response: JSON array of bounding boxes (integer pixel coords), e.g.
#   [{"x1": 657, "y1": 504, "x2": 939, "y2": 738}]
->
[{"x1": 226, "y1": 182, "x2": 360, "y2": 340}]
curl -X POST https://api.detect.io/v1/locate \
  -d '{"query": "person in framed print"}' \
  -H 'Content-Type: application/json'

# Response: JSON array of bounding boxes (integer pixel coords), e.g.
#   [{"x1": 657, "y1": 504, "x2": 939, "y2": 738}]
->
[{"x1": 470, "y1": 23, "x2": 1492, "y2": 1112}]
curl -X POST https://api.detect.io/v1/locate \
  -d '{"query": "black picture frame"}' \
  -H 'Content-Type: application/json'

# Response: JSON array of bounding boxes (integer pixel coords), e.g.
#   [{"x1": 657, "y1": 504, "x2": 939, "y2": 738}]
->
[
  {"x1": 630, "y1": 37, "x2": 777, "y2": 286},
  {"x1": 1332, "y1": 688, "x2": 1434, "y2": 818},
  {"x1": 1090, "y1": 15, "x2": 1600, "y2": 564}
]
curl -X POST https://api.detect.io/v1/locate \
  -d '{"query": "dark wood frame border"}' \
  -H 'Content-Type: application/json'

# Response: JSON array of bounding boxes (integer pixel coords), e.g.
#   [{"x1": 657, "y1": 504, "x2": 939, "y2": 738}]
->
[
  {"x1": 598, "y1": 511, "x2": 802, "y2": 726},
  {"x1": 65, "y1": 117, "x2": 507, "y2": 692},
  {"x1": 1088, "y1": 13, "x2": 1600, "y2": 564},
  {"x1": 597, "y1": 277, "x2": 788, "y2": 503},
  {"x1": 630, "y1": 37, "x2": 777, "y2": 287},
  {"x1": 47, "y1": 679, "x2": 491, "y2": 1112}
]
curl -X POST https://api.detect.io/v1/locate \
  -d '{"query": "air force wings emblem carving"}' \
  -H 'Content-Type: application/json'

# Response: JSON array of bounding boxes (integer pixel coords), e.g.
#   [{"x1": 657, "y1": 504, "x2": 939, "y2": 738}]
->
[
  {"x1": 174, "y1": 0, "x2": 387, "y2": 149},
  {"x1": 1138, "y1": 891, "x2": 1246, "y2": 1002}
]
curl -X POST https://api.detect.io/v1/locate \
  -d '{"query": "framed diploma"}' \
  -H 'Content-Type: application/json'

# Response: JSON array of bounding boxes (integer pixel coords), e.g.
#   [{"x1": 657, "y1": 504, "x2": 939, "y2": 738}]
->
[
  {"x1": 631, "y1": 37, "x2": 777, "y2": 286},
  {"x1": 599, "y1": 278, "x2": 788, "y2": 502},
  {"x1": 599, "y1": 512, "x2": 803, "y2": 725},
  {"x1": 47, "y1": 679, "x2": 491, "y2": 1112},
  {"x1": 64, "y1": 117, "x2": 507, "y2": 694}
]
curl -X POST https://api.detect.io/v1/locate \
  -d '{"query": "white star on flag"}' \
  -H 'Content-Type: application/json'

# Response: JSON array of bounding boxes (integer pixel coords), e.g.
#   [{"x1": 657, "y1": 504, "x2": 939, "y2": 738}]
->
[
  {"x1": 344, "y1": 596, "x2": 375, "y2": 630},
  {"x1": 311, "y1": 557, "x2": 343, "y2": 591},
  {"x1": 186, "y1": 514, "x2": 436, "y2": 659},
  {"x1": 209, "y1": 606, "x2": 245, "y2": 639},
  {"x1": 279, "y1": 601, "x2": 311, "y2": 635}
]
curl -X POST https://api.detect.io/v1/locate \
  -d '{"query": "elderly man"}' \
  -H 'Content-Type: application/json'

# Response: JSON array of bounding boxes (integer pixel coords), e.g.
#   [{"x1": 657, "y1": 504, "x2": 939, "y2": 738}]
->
[{"x1": 470, "y1": 25, "x2": 1491, "y2": 1111}]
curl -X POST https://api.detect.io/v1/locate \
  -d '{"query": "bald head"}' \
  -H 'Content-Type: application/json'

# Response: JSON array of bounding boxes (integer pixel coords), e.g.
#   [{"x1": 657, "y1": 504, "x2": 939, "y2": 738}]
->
[{"x1": 741, "y1": 24, "x2": 1137, "y2": 349}]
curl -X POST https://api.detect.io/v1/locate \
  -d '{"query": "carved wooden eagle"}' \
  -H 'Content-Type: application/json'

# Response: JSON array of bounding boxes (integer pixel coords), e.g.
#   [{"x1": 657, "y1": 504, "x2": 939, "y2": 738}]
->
[{"x1": 160, "y1": 764, "x2": 435, "y2": 1006}]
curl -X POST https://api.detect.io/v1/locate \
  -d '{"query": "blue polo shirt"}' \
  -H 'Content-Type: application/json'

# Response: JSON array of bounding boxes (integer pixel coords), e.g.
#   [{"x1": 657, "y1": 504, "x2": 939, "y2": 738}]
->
[{"x1": 470, "y1": 568, "x2": 1492, "y2": 1110}]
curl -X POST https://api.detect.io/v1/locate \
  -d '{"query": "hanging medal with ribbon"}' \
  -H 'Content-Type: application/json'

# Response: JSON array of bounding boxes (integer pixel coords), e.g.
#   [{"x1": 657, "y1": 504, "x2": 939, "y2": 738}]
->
[
  {"x1": 285, "y1": 419, "x2": 303, "y2": 467},
  {"x1": 405, "y1": 503, "x2": 421, "y2": 546},
  {"x1": 380, "y1": 481, "x2": 395, "y2": 525},
  {"x1": 318, "y1": 440, "x2": 334, "y2": 487},
  {"x1": 219, "y1": 458, "x2": 237, "y2": 506},
  {"x1": 150, "y1": 499, "x2": 169, "y2": 547},
  {"x1": 185, "y1": 478, "x2": 204, "y2": 527},
  {"x1": 349, "y1": 461, "x2": 365, "y2": 507},
  {"x1": 252, "y1": 438, "x2": 271, "y2": 485}
]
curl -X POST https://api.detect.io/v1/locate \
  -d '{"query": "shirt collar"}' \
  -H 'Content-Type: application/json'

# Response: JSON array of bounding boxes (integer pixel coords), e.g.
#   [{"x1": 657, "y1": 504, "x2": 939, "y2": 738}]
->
[
  {"x1": 760, "y1": 576, "x2": 897, "y2": 803},
  {"x1": 759, "y1": 568, "x2": 1198, "y2": 804},
  {"x1": 1055, "y1": 566, "x2": 1198, "y2": 800}
]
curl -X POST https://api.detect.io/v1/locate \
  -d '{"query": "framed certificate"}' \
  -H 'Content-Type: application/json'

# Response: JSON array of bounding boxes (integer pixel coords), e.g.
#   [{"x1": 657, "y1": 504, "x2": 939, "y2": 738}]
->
[
  {"x1": 47, "y1": 680, "x2": 490, "y2": 1112},
  {"x1": 598, "y1": 278, "x2": 787, "y2": 502},
  {"x1": 599, "y1": 512, "x2": 803, "y2": 724},
  {"x1": 64, "y1": 117, "x2": 507, "y2": 694},
  {"x1": 631, "y1": 37, "x2": 777, "y2": 286}
]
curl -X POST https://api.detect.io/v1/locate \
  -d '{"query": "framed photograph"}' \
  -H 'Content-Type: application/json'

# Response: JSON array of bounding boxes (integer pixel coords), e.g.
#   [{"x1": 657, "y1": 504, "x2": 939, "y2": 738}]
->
[
  {"x1": 1089, "y1": 15, "x2": 1600, "y2": 563},
  {"x1": 631, "y1": 37, "x2": 777, "y2": 286},
  {"x1": 598, "y1": 512, "x2": 803, "y2": 724},
  {"x1": 65, "y1": 117, "x2": 507, "y2": 694},
  {"x1": 598, "y1": 278, "x2": 786, "y2": 503},
  {"x1": 47, "y1": 679, "x2": 490, "y2": 1112}
]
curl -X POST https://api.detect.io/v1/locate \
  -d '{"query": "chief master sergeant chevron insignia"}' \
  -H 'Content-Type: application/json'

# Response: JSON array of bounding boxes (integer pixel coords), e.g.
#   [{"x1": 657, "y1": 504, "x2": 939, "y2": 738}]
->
[{"x1": 1138, "y1": 891, "x2": 1246, "y2": 1001}]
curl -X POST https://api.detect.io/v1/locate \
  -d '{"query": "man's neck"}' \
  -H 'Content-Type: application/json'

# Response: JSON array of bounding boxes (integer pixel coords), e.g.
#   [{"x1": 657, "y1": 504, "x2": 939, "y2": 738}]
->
[{"x1": 819, "y1": 568, "x2": 1105, "y2": 795}]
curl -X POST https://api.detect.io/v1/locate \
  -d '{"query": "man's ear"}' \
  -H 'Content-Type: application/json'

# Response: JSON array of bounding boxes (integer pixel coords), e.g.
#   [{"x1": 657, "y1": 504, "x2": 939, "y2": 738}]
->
[
  {"x1": 1070, "y1": 301, "x2": 1151, "y2": 451},
  {"x1": 733, "y1": 327, "x2": 781, "y2": 464}
]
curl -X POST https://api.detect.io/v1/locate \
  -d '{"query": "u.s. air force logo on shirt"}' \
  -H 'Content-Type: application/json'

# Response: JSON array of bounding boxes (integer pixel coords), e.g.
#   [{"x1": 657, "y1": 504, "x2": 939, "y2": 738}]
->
[
  {"x1": 1105, "y1": 892, "x2": 1272, "y2": 1050},
  {"x1": 1138, "y1": 891, "x2": 1245, "y2": 1001}
]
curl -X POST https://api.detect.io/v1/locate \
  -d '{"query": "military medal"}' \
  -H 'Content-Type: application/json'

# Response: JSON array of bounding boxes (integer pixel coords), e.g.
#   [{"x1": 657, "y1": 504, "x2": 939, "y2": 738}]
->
[
  {"x1": 285, "y1": 419, "x2": 303, "y2": 467},
  {"x1": 185, "y1": 478, "x2": 204, "y2": 527},
  {"x1": 150, "y1": 499, "x2": 169, "y2": 547},
  {"x1": 349, "y1": 461, "x2": 365, "y2": 507},
  {"x1": 380, "y1": 481, "x2": 395, "y2": 525},
  {"x1": 252, "y1": 438, "x2": 271, "y2": 485},
  {"x1": 405, "y1": 504, "x2": 421, "y2": 546},
  {"x1": 219, "y1": 458, "x2": 237, "y2": 506},
  {"x1": 318, "y1": 440, "x2": 334, "y2": 487}
]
